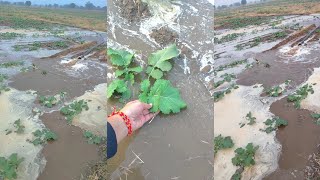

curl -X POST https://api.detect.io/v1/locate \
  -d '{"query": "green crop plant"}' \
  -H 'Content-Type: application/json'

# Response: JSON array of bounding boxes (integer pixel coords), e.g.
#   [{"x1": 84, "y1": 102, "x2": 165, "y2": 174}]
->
[
  {"x1": 0, "y1": 32, "x2": 24, "y2": 40},
  {"x1": 39, "y1": 95, "x2": 57, "y2": 108},
  {"x1": 108, "y1": 44, "x2": 187, "y2": 114},
  {"x1": 287, "y1": 84, "x2": 314, "y2": 108},
  {"x1": 262, "y1": 116, "x2": 288, "y2": 133},
  {"x1": 5, "y1": 119, "x2": 25, "y2": 135},
  {"x1": 215, "y1": 73, "x2": 236, "y2": 88},
  {"x1": 266, "y1": 85, "x2": 283, "y2": 97},
  {"x1": 214, "y1": 84, "x2": 239, "y2": 102},
  {"x1": 0, "y1": 153, "x2": 24, "y2": 180},
  {"x1": 83, "y1": 131, "x2": 103, "y2": 145},
  {"x1": 311, "y1": 113, "x2": 320, "y2": 125},
  {"x1": 215, "y1": 33, "x2": 245, "y2": 44},
  {"x1": 215, "y1": 59, "x2": 247, "y2": 72},
  {"x1": 60, "y1": 100, "x2": 89, "y2": 124},
  {"x1": 214, "y1": 134, "x2": 234, "y2": 155},
  {"x1": 0, "y1": 61, "x2": 24, "y2": 68},
  {"x1": 29, "y1": 129, "x2": 58, "y2": 145},
  {"x1": 231, "y1": 143, "x2": 259, "y2": 179}
]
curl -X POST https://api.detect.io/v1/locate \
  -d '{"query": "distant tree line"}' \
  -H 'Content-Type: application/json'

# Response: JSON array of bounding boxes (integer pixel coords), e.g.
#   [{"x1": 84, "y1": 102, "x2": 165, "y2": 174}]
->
[
  {"x1": 215, "y1": 0, "x2": 267, "y2": 10},
  {"x1": 0, "y1": 1, "x2": 106, "y2": 10}
]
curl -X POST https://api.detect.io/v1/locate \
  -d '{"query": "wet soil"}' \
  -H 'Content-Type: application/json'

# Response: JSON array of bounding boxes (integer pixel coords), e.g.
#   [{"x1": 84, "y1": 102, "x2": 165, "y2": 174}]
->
[
  {"x1": 265, "y1": 97, "x2": 320, "y2": 179},
  {"x1": 116, "y1": 0, "x2": 152, "y2": 22},
  {"x1": 150, "y1": 27, "x2": 178, "y2": 46},
  {"x1": 37, "y1": 112, "x2": 100, "y2": 180}
]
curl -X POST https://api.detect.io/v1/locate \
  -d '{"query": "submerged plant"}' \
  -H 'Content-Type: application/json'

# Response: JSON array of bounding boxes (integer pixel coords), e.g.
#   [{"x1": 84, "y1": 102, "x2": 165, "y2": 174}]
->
[
  {"x1": 83, "y1": 131, "x2": 104, "y2": 145},
  {"x1": 29, "y1": 129, "x2": 57, "y2": 145},
  {"x1": 266, "y1": 85, "x2": 283, "y2": 97},
  {"x1": 287, "y1": 84, "x2": 314, "y2": 108},
  {"x1": 60, "y1": 100, "x2": 89, "y2": 124},
  {"x1": 261, "y1": 116, "x2": 288, "y2": 133},
  {"x1": 0, "y1": 153, "x2": 24, "y2": 180},
  {"x1": 214, "y1": 134, "x2": 234, "y2": 155}
]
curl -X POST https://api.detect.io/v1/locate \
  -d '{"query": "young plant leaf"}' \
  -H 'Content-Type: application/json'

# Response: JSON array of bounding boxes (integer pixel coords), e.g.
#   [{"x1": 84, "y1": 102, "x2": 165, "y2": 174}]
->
[
  {"x1": 107, "y1": 48, "x2": 133, "y2": 66},
  {"x1": 214, "y1": 134, "x2": 234, "y2": 155}
]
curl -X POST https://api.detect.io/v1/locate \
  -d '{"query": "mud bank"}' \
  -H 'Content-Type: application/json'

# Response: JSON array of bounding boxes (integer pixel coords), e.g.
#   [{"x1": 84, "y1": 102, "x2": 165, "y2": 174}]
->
[{"x1": 214, "y1": 85, "x2": 281, "y2": 179}]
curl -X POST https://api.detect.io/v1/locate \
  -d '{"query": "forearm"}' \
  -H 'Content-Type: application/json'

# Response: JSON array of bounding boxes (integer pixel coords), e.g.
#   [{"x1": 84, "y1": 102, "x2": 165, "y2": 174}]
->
[{"x1": 107, "y1": 114, "x2": 128, "y2": 144}]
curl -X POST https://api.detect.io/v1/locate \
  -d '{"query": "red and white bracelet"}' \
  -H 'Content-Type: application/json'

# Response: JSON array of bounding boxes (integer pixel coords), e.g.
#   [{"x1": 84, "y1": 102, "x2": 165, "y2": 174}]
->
[{"x1": 108, "y1": 107, "x2": 133, "y2": 136}]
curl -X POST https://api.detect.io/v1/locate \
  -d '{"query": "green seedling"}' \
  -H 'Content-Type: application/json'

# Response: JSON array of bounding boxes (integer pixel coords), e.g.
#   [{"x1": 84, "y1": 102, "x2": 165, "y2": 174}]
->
[
  {"x1": 0, "y1": 61, "x2": 24, "y2": 68},
  {"x1": 231, "y1": 143, "x2": 259, "y2": 179},
  {"x1": 311, "y1": 113, "x2": 320, "y2": 125},
  {"x1": 0, "y1": 153, "x2": 24, "y2": 180},
  {"x1": 215, "y1": 59, "x2": 247, "y2": 72},
  {"x1": 83, "y1": 131, "x2": 103, "y2": 145},
  {"x1": 214, "y1": 134, "x2": 234, "y2": 155},
  {"x1": 5, "y1": 119, "x2": 25, "y2": 135},
  {"x1": 39, "y1": 95, "x2": 57, "y2": 108},
  {"x1": 214, "y1": 84, "x2": 239, "y2": 102},
  {"x1": 29, "y1": 129, "x2": 57, "y2": 145},
  {"x1": 287, "y1": 84, "x2": 314, "y2": 109},
  {"x1": 215, "y1": 33, "x2": 245, "y2": 44},
  {"x1": 266, "y1": 85, "x2": 282, "y2": 97},
  {"x1": 262, "y1": 116, "x2": 288, "y2": 133},
  {"x1": 215, "y1": 73, "x2": 236, "y2": 88},
  {"x1": 60, "y1": 100, "x2": 89, "y2": 124},
  {"x1": 0, "y1": 32, "x2": 24, "y2": 40}
]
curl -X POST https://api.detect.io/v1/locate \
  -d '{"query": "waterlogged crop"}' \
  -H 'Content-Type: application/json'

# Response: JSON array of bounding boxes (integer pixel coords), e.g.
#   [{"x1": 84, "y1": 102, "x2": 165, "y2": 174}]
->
[
  {"x1": 231, "y1": 143, "x2": 259, "y2": 179},
  {"x1": 262, "y1": 116, "x2": 288, "y2": 133},
  {"x1": 108, "y1": 44, "x2": 187, "y2": 114},
  {"x1": 215, "y1": 73, "x2": 236, "y2": 88},
  {"x1": 0, "y1": 61, "x2": 24, "y2": 68},
  {"x1": 214, "y1": 84, "x2": 239, "y2": 102},
  {"x1": 0, "y1": 153, "x2": 24, "y2": 180},
  {"x1": 0, "y1": 32, "x2": 24, "y2": 40},
  {"x1": 29, "y1": 129, "x2": 57, "y2": 145},
  {"x1": 39, "y1": 92, "x2": 66, "y2": 108},
  {"x1": 214, "y1": 134, "x2": 234, "y2": 155},
  {"x1": 215, "y1": 59, "x2": 247, "y2": 72},
  {"x1": 266, "y1": 85, "x2": 283, "y2": 97},
  {"x1": 215, "y1": 33, "x2": 245, "y2": 44},
  {"x1": 5, "y1": 119, "x2": 25, "y2": 135},
  {"x1": 311, "y1": 113, "x2": 320, "y2": 125},
  {"x1": 83, "y1": 131, "x2": 104, "y2": 145},
  {"x1": 60, "y1": 100, "x2": 89, "y2": 124},
  {"x1": 287, "y1": 84, "x2": 314, "y2": 108}
]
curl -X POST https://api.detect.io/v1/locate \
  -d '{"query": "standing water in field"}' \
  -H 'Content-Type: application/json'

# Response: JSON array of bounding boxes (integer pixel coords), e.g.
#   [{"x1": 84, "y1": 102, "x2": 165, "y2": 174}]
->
[{"x1": 107, "y1": 0, "x2": 214, "y2": 179}]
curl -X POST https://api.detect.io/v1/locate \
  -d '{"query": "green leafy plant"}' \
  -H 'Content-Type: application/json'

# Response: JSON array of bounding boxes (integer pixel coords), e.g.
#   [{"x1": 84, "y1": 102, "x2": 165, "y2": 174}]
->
[
  {"x1": 39, "y1": 95, "x2": 57, "y2": 108},
  {"x1": 231, "y1": 143, "x2": 259, "y2": 180},
  {"x1": 0, "y1": 153, "x2": 24, "y2": 180},
  {"x1": 287, "y1": 84, "x2": 314, "y2": 108},
  {"x1": 0, "y1": 61, "x2": 24, "y2": 68},
  {"x1": 5, "y1": 119, "x2": 25, "y2": 135},
  {"x1": 108, "y1": 44, "x2": 187, "y2": 114},
  {"x1": 214, "y1": 134, "x2": 234, "y2": 155},
  {"x1": 214, "y1": 84, "x2": 239, "y2": 102},
  {"x1": 60, "y1": 100, "x2": 89, "y2": 124},
  {"x1": 262, "y1": 116, "x2": 288, "y2": 133},
  {"x1": 83, "y1": 131, "x2": 103, "y2": 145},
  {"x1": 215, "y1": 33, "x2": 245, "y2": 44},
  {"x1": 215, "y1": 73, "x2": 236, "y2": 88},
  {"x1": 266, "y1": 85, "x2": 283, "y2": 97},
  {"x1": 311, "y1": 113, "x2": 320, "y2": 125},
  {"x1": 107, "y1": 48, "x2": 141, "y2": 101},
  {"x1": 240, "y1": 112, "x2": 256, "y2": 127},
  {"x1": 215, "y1": 59, "x2": 247, "y2": 72},
  {"x1": 30, "y1": 129, "x2": 58, "y2": 145}
]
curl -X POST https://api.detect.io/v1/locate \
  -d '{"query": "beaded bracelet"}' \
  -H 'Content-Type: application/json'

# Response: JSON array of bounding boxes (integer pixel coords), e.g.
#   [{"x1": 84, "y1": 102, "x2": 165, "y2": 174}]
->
[{"x1": 108, "y1": 107, "x2": 133, "y2": 136}]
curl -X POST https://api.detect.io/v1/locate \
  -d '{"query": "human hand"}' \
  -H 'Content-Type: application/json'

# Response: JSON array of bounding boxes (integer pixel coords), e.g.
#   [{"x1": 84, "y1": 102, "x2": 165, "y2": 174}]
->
[{"x1": 121, "y1": 100, "x2": 159, "y2": 131}]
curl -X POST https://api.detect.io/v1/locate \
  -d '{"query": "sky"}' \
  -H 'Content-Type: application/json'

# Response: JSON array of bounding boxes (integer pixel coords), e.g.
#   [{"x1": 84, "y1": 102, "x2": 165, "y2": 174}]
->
[
  {"x1": 4, "y1": 0, "x2": 106, "y2": 6},
  {"x1": 215, "y1": 0, "x2": 257, "y2": 6}
]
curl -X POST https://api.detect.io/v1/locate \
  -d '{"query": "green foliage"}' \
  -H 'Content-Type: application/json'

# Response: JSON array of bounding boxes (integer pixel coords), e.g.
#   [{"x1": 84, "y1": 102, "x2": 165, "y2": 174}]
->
[
  {"x1": 146, "y1": 44, "x2": 179, "y2": 80},
  {"x1": 287, "y1": 84, "x2": 314, "y2": 108},
  {"x1": 0, "y1": 74, "x2": 8, "y2": 83},
  {"x1": 60, "y1": 100, "x2": 89, "y2": 124},
  {"x1": 0, "y1": 153, "x2": 24, "y2": 180},
  {"x1": 311, "y1": 113, "x2": 320, "y2": 125},
  {"x1": 107, "y1": 48, "x2": 134, "y2": 66},
  {"x1": 246, "y1": 112, "x2": 256, "y2": 125},
  {"x1": 30, "y1": 129, "x2": 57, "y2": 145},
  {"x1": 214, "y1": 84, "x2": 239, "y2": 102},
  {"x1": 214, "y1": 134, "x2": 234, "y2": 155},
  {"x1": 215, "y1": 59, "x2": 247, "y2": 72},
  {"x1": 0, "y1": 32, "x2": 24, "y2": 40},
  {"x1": 107, "y1": 79, "x2": 131, "y2": 102},
  {"x1": 266, "y1": 85, "x2": 282, "y2": 97},
  {"x1": 0, "y1": 85, "x2": 10, "y2": 94},
  {"x1": 232, "y1": 143, "x2": 259, "y2": 167},
  {"x1": 141, "y1": 79, "x2": 186, "y2": 114},
  {"x1": 215, "y1": 33, "x2": 245, "y2": 44},
  {"x1": 83, "y1": 131, "x2": 103, "y2": 145},
  {"x1": 0, "y1": 61, "x2": 24, "y2": 68},
  {"x1": 262, "y1": 116, "x2": 288, "y2": 133},
  {"x1": 39, "y1": 95, "x2": 57, "y2": 108},
  {"x1": 215, "y1": 73, "x2": 236, "y2": 88},
  {"x1": 231, "y1": 172, "x2": 242, "y2": 180},
  {"x1": 272, "y1": 31, "x2": 287, "y2": 39},
  {"x1": 13, "y1": 119, "x2": 25, "y2": 134}
]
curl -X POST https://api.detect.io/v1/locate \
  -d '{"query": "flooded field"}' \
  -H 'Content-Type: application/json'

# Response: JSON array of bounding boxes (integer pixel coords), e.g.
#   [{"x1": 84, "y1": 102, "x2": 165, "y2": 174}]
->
[
  {"x1": 0, "y1": 7, "x2": 107, "y2": 179},
  {"x1": 214, "y1": 4, "x2": 320, "y2": 179},
  {"x1": 106, "y1": 0, "x2": 214, "y2": 179}
]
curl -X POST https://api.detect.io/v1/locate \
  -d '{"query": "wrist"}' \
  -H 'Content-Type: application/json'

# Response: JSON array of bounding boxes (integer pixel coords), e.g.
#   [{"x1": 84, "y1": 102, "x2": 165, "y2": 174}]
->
[{"x1": 108, "y1": 114, "x2": 128, "y2": 143}]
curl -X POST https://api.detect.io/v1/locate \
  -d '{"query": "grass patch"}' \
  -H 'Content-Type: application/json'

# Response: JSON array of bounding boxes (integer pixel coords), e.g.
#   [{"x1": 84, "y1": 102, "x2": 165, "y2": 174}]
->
[
  {"x1": 5, "y1": 119, "x2": 25, "y2": 135},
  {"x1": 215, "y1": 73, "x2": 236, "y2": 88}
]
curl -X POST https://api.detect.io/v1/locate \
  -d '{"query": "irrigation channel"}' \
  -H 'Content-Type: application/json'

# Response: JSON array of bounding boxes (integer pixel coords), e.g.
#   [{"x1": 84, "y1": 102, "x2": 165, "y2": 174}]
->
[
  {"x1": 214, "y1": 14, "x2": 320, "y2": 179},
  {"x1": 0, "y1": 25, "x2": 107, "y2": 179},
  {"x1": 107, "y1": 0, "x2": 214, "y2": 179}
]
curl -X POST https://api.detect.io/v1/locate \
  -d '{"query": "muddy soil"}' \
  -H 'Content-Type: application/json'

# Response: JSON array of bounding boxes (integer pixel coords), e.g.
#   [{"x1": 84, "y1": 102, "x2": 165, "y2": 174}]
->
[
  {"x1": 116, "y1": 0, "x2": 152, "y2": 22},
  {"x1": 150, "y1": 26, "x2": 178, "y2": 46}
]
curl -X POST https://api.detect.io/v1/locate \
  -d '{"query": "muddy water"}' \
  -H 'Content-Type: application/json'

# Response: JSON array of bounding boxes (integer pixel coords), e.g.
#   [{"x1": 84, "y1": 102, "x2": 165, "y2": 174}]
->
[
  {"x1": 1, "y1": 26, "x2": 107, "y2": 179},
  {"x1": 107, "y1": 0, "x2": 214, "y2": 179}
]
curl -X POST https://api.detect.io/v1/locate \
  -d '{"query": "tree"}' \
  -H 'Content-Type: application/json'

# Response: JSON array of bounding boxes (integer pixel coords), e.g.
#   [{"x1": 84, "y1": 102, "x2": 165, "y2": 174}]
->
[
  {"x1": 25, "y1": 1, "x2": 31, "y2": 6},
  {"x1": 85, "y1": 1, "x2": 95, "y2": 10},
  {"x1": 53, "y1": 3, "x2": 58, "y2": 8},
  {"x1": 69, "y1": 3, "x2": 76, "y2": 8},
  {"x1": 241, "y1": 0, "x2": 247, "y2": 5}
]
